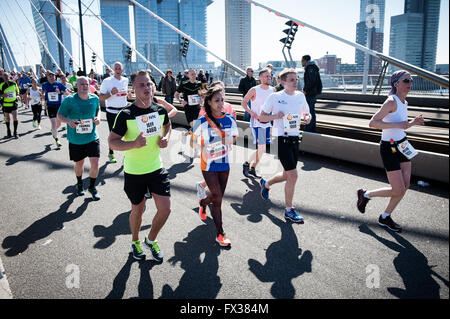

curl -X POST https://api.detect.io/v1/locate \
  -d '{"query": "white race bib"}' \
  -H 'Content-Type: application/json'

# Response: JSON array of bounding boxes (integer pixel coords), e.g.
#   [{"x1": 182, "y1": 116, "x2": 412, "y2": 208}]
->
[
  {"x1": 188, "y1": 94, "x2": 201, "y2": 106},
  {"x1": 76, "y1": 119, "x2": 94, "y2": 134},
  {"x1": 6, "y1": 91, "x2": 16, "y2": 99},
  {"x1": 283, "y1": 113, "x2": 300, "y2": 134},
  {"x1": 206, "y1": 142, "x2": 228, "y2": 163},
  {"x1": 136, "y1": 112, "x2": 162, "y2": 137},
  {"x1": 397, "y1": 139, "x2": 418, "y2": 160},
  {"x1": 48, "y1": 92, "x2": 59, "y2": 102},
  {"x1": 23, "y1": 84, "x2": 29, "y2": 89}
]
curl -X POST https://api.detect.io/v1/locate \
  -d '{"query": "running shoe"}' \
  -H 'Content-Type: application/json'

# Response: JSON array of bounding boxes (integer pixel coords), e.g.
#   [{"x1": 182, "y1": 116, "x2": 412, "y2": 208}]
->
[
  {"x1": 56, "y1": 140, "x2": 62, "y2": 148},
  {"x1": 32, "y1": 121, "x2": 37, "y2": 128},
  {"x1": 108, "y1": 153, "x2": 117, "y2": 163},
  {"x1": 260, "y1": 178, "x2": 270, "y2": 200},
  {"x1": 131, "y1": 241, "x2": 146, "y2": 260},
  {"x1": 242, "y1": 162, "x2": 250, "y2": 177},
  {"x1": 37, "y1": 124, "x2": 42, "y2": 130},
  {"x1": 248, "y1": 166, "x2": 259, "y2": 178},
  {"x1": 357, "y1": 189, "x2": 370, "y2": 213},
  {"x1": 143, "y1": 237, "x2": 164, "y2": 262},
  {"x1": 216, "y1": 233, "x2": 231, "y2": 247},
  {"x1": 199, "y1": 199, "x2": 207, "y2": 221},
  {"x1": 88, "y1": 187, "x2": 101, "y2": 201},
  {"x1": 144, "y1": 191, "x2": 152, "y2": 199},
  {"x1": 378, "y1": 215, "x2": 402, "y2": 232},
  {"x1": 196, "y1": 182, "x2": 207, "y2": 200},
  {"x1": 284, "y1": 208, "x2": 304, "y2": 223},
  {"x1": 13, "y1": 134, "x2": 18, "y2": 139},
  {"x1": 76, "y1": 184, "x2": 85, "y2": 196}
]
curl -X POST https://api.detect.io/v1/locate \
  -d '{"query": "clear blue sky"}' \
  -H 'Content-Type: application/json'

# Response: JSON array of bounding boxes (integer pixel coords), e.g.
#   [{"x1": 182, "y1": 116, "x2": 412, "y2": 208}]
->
[{"x1": 0, "y1": 0, "x2": 448, "y2": 72}]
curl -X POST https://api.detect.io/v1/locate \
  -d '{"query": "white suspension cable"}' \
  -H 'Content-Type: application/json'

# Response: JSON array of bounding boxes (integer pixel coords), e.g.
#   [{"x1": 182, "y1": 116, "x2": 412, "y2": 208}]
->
[
  {"x1": 28, "y1": 0, "x2": 78, "y2": 71},
  {"x1": 79, "y1": 0, "x2": 164, "y2": 77},
  {"x1": 0, "y1": 27, "x2": 13, "y2": 72},
  {"x1": 13, "y1": 0, "x2": 60, "y2": 71},
  {"x1": 44, "y1": 0, "x2": 113, "y2": 72},
  {"x1": 129, "y1": 0, "x2": 246, "y2": 77},
  {"x1": 2, "y1": 0, "x2": 40, "y2": 76}
]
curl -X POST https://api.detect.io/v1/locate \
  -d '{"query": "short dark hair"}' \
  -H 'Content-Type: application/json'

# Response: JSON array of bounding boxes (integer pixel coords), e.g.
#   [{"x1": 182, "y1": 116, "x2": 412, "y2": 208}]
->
[
  {"x1": 131, "y1": 70, "x2": 150, "y2": 84},
  {"x1": 302, "y1": 55, "x2": 311, "y2": 62}
]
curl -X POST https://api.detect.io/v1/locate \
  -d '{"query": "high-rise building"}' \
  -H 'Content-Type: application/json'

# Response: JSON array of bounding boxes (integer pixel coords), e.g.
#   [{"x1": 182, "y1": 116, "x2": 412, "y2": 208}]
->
[
  {"x1": 0, "y1": 23, "x2": 19, "y2": 71},
  {"x1": 30, "y1": 0, "x2": 73, "y2": 72},
  {"x1": 101, "y1": 0, "x2": 212, "y2": 75},
  {"x1": 225, "y1": 0, "x2": 251, "y2": 69},
  {"x1": 355, "y1": 0, "x2": 385, "y2": 74},
  {"x1": 100, "y1": 0, "x2": 131, "y2": 72},
  {"x1": 389, "y1": 0, "x2": 440, "y2": 72}
]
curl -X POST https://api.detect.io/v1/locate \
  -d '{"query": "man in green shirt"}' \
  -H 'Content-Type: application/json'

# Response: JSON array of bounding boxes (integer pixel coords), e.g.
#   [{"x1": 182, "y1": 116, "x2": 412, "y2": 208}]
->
[
  {"x1": 0, "y1": 71, "x2": 21, "y2": 138},
  {"x1": 69, "y1": 71, "x2": 77, "y2": 92},
  {"x1": 58, "y1": 76, "x2": 101, "y2": 200},
  {"x1": 108, "y1": 70, "x2": 171, "y2": 262}
]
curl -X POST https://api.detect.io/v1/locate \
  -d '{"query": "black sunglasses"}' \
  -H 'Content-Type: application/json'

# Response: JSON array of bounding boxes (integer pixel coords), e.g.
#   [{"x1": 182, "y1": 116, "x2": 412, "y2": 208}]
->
[{"x1": 402, "y1": 78, "x2": 413, "y2": 83}]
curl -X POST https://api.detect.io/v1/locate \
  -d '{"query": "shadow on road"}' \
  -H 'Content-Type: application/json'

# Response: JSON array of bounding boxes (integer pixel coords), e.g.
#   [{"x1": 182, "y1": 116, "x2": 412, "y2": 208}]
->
[
  {"x1": 93, "y1": 211, "x2": 151, "y2": 249},
  {"x1": 160, "y1": 220, "x2": 223, "y2": 299},
  {"x1": 359, "y1": 224, "x2": 448, "y2": 299},
  {"x1": 167, "y1": 151, "x2": 195, "y2": 180},
  {"x1": 105, "y1": 254, "x2": 158, "y2": 299},
  {"x1": 248, "y1": 212, "x2": 313, "y2": 299},
  {"x1": 5, "y1": 144, "x2": 52, "y2": 166},
  {"x1": 2, "y1": 191, "x2": 93, "y2": 257}
]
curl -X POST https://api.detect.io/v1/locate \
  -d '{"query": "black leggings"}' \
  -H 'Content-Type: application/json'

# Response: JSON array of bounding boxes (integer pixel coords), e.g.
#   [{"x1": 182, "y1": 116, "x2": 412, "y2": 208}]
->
[
  {"x1": 202, "y1": 170, "x2": 230, "y2": 235},
  {"x1": 31, "y1": 103, "x2": 42, "y2": 123}
]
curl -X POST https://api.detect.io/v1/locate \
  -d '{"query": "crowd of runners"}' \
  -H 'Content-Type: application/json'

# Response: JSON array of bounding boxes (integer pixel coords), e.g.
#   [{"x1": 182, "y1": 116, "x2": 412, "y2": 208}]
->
[{"x1": 0, "y1": 63, "x2": 424, "y2": 262}]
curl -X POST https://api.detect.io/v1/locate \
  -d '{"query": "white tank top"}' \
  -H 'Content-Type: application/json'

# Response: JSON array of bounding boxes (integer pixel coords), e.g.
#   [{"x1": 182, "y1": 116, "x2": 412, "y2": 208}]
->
[
  {"x1": 29, "y1": 87, "x2": 41, "y2": 105},
  {"x1": 381, "y1": 95, "x2": 408, "y2": 142},
  {"x1": 250, "y1": 85, "x2": 274, "y2": 128}
]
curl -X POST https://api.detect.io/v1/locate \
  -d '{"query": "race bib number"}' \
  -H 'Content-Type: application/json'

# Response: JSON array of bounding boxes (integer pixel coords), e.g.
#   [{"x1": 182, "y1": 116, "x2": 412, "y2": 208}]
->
[
  {"x1": 48, "y1": 92, "x2": 59, "y2": 102},
  {"x1": 6, "y1": 91, "x2": 16, "y2": 99},
  {"x1": 31, "y1": 97, "x2": 40, "y2": 104},
  {"x1": 76, "y1": 119, "x2": 93, "y2": 134},
  {"x1": 397, "y1": 139, "x2": 418, "y2": 160},
  {"x1": 23, "y1": 84, "x2": 29, "y2": 89},
  {"x1": 206, "y1": 142, "x2": 228, "y2": 163},
  {"x1": 188, "y1": 94, "x2": 201, "y2": 106},
  {"x1": 136, "y1": 112, "x2": 162, "y2": 137},
  {"x1": 116, "y1": 88, "x2": 127, "y2": 97},
  {"x1": 283, "y1": 113, "x2": 300, "y2": 134}
]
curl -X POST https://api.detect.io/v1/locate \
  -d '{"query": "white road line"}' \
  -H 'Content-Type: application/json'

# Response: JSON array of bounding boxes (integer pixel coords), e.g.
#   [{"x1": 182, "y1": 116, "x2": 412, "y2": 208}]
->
[{"x1": 0, "y1": 256, "x2": 13, "y2": 299}]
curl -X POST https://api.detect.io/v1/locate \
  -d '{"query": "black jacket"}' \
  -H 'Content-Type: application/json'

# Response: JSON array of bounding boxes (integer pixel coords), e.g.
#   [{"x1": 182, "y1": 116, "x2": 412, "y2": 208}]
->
[
  {"x1": 303, "y1": 62, "x2": 322, "y2": 98},
  {"x1": 238, "y1": 76, "x2": 257, "y2": 97}
]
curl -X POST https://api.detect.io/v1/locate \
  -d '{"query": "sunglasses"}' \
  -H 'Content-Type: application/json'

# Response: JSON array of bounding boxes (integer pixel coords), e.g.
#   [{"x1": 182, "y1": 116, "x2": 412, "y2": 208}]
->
[{"x1": 402, "y1": 78, "x2": 413, "y2": 83}]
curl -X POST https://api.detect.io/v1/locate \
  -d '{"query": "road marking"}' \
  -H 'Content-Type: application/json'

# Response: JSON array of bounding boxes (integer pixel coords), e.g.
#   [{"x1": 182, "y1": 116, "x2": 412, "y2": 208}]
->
[{"x1": 0, "y1": 256, "x2": 13, "y2": 299}]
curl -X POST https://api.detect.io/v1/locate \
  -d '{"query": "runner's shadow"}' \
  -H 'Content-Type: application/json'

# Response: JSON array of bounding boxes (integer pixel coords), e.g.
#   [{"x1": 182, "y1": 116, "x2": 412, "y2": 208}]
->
[
  {"x1": 96, "y1": 162, "x2": 123, "y2": 186},
  {"x1": 93, "y1": 211, "x2": 151, "y2": 249},
  {"x1": 105, "y1": 254, "x2": 157, "y2": 299},
  {"x1": 167, "y1": 151, "x2": 195, "y2": 180},
  {"x1": 248, "y1": 213, "x2": 313, "y2": 299},
  {"x1": 5, "y1": 144, "x2": 52, "y2": 166},
  {"x1": 159, "y1": 221, "x2": 223, "y2": 299},
  {"x1": 230, "y1": 178, "x2": 277, "y2": 223},
  {"x1": 2, "y1": 193, "x2": 92, "y2": 257},
  {"x1": 33, "y1": 131, "x2": 52, "y2": 138},
  {"x1": 359, "y1": 224, "x2": 445, "y2": 299}
]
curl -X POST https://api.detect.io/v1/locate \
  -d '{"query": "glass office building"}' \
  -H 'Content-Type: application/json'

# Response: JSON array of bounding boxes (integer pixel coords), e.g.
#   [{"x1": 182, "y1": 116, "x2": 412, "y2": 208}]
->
[
  {"x1": 225, "y1": 0, "x2": 251, "y2": 69},
  {"x1": 31, "y1": 0, "x2": 73, "y2": 72},
  {"x1": 0, "y1": 23, "x2": 19, "y2": 71},
  {"x1": 389, "y1": 0, "x2": 440, "y2": 72}
]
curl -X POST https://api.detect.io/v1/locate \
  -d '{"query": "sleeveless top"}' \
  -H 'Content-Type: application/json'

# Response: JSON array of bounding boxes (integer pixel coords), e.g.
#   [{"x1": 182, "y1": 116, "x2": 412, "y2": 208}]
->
[
  {"x1": 250, "y1": 85, "x2": 274, "y2": 128},
  {"x1": 29, "y1": 87, "x2": 41, "y2": 105},
  {"x1": 381, "y1": 95, "x2": 408, "y2": 142}
]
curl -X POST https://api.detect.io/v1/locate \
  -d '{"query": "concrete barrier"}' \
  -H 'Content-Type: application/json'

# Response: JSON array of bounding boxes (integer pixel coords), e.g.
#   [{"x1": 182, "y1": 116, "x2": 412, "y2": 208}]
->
[{"x1": 172, "y1": 112, "x2": 449, "y2": 184}]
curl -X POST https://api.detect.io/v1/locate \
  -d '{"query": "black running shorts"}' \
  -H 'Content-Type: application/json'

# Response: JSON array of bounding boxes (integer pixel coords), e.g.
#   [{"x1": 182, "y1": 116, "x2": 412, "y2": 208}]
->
[
  {"x1": 380, "y1": 139, "x2": 410, "y2": 172},
  {"x1": 184, "y1": 104, "x2": 201, "y2": 124},
  {"x1": 47, "y1": 105, "x2": 60, "y2": 119},
  {"x1": 2, "y1": 105, "x2": 17, "y2": 113},
  {"x1": 124, "y1": 168, "x2": 171, "y2": 205},
  {"x1": 277, "y1": 136, "x2": 300, "y2": 171},
  {"x1": 69, "y1": 139, "x2": 100, "y2": 162}
]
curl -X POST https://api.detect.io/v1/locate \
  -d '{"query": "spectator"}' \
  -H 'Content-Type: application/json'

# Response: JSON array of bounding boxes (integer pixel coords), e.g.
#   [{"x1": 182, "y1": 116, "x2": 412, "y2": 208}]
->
[
  {"x1": 238, "y1": 66, "x2": 257, "y2": 122},
  {"x1": 161, "y1": 69, "x2": 177, "y2": 104},
  {"x1": 301, "y1": 55, "x2": 322, "y2": 133}
]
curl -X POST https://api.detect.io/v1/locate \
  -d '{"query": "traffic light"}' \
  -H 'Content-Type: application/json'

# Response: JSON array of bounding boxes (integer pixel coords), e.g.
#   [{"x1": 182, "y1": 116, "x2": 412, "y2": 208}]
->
[
  {"x1": 126, "y1": 47, "x2": 132, "y2": 61},
  {"x1": 180, "y1": 37, "x2": 190, "y2": 58},
  {"x1": 69, "y1": 58, "x2": 73, "y2": 68},
  {"x1": 280, "y1": 20, "x2": 299, "y2": 49},
  {"x1": 91, "y1": 53, "x2": 96, "y2": 64}
]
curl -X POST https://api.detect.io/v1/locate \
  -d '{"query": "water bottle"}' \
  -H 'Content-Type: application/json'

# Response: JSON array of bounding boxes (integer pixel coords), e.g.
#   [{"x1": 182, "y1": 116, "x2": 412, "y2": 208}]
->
[{"x1": 417, "y1": 180, "x2": 430, "y2": 187}]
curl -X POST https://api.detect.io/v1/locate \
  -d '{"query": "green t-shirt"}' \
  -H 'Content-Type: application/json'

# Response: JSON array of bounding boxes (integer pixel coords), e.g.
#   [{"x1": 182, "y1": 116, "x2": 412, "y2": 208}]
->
[
  {"x1": 112, "y1": 102, "x2": 169, "y2": 175},
  {"x1": 58, "y1": 93, "x2": 100, "y2": 145},
  {"x1": 0, "y1": 81, "x2": 19, "y2": 107},
  {"x1": 69, "y1": 76, "x2": 77, "y2": 87}
]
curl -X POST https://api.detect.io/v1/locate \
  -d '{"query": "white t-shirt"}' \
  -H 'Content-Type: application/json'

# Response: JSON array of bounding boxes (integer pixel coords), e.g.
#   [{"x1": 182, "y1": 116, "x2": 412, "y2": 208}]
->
[
  {"x1": 99, "y1": 76, "x2": 129, "y2": 113},
  {"x1": 261, "y1": 90, "x2": 310, "y2": 137}
]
